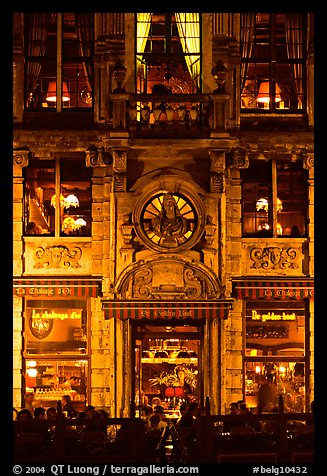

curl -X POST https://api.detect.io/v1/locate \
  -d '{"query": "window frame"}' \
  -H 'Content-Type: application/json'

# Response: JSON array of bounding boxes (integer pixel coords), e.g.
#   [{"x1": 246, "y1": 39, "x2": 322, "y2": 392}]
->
[
  {"x1": 240, "y1": 13, "x2": 307, "y2": 114},
  {"x1": 241, "y1": 159, "x2": 308, "y2": 238},
  {"x1": 24, "y1": 12, "x2": 94, "y2": 112},
  {"x1": 23, "y1": 157, "x2": 92, "y2": 237},
  {"x1": 135, "y1": 12, "x2": 202, "y2": 95}
]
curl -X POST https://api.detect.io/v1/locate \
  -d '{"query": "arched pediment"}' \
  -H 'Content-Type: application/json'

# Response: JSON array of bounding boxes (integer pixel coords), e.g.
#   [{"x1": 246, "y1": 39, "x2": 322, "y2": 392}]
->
[{"x1": 114, "y1": 254, "x2": 225, "y2": 300}]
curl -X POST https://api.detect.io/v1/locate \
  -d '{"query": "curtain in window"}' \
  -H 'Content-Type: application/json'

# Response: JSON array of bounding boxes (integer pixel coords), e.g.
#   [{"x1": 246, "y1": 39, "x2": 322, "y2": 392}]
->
[
  {"x1": 240, "y1": 13, "x2": 256, "y2": 91},
  {"x1": 76, "y1": 13, "x2": 94, "y2": 92},
  {"x1": 136, "y1": 13, "x2": 152, "y2": 94},
  {"x1": 175, "y1": 13, "x2": 200, "y2": 90},
  {"x1": 26, "y1": 13, "x2": 50, "y2": 97},
  {"x1": 137, "y1": 13, "x2": 152, "y2": 53},
  {"x1": 285, "y1": 14, "x2": 304, "y2": 108}
]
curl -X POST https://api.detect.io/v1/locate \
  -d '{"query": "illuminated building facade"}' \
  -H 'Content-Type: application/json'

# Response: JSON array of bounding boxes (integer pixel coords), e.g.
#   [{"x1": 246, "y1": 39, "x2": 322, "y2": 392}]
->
[{"x1": 13, "y1": 13, "x2": 314, "y2": 416}]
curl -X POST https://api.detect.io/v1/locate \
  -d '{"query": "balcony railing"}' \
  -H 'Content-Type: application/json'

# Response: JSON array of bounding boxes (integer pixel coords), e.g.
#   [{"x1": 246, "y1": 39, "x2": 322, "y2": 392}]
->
[{"x1": 110, "y1": 92, "x2": 230, "y2": 137}]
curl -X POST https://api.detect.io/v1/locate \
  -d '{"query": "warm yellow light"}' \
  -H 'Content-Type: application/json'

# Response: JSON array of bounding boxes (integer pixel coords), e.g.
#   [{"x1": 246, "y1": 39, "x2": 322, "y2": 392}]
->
[
  {"x1": 279, "y1": 366, "x2": 286, "y2": 374},
  {"x1": 64, "y1": 194, "x2": 79, "y2": 208},
  {"x1": 255, "y1": 366, "x2": 261, "y2": 374},
  {"x1": 26, "y1": 360, "x2": 37, "y2": 368},
  {"x1": 27, "y1": 368, "x2": 38, "y2": 378},
  {"x1": 257, "y1": 82, "x2": 281, "y2": 103},
  {"x1": 51, "y1": 194, "x2": 65, "y2": 208},
  {"x1": 256, "y1": 197, "x2": 283, "y2": 212},
  {"x1": 46, "y1": 81, "x2": 70, "y2": 102}
]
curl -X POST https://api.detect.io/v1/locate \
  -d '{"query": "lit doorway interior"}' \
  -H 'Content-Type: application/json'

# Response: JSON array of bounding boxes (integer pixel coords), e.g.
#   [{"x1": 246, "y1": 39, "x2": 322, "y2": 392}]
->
[{"x1": 133, "y1": 324, "x2": 202, "y2": 418}]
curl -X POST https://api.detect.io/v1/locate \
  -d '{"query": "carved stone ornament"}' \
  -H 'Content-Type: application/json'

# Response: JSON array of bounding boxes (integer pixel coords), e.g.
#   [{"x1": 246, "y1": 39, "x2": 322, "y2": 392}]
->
[
  {"x1": 120, "y1": 214, "x2": 133, "y2": 246},
  {"x1": 250, "y1": 246, "x2": 299, "y2": 270},
  {"x1": 112, "y1": 150, "x2": 127, "y2": 173},
  {"x1": 114, "y1": 173, "x2": 127, "y2": 192},
  {"x1": 85, "y1": 146, "x2": 113, "y2": 167},
  {"x1": 117, "y1": 257, "x2": 225, "y2": 300},
  {"x1": 33, "y1": 245, "x2": 82, "y2": 269},
  {"x1": 138, "y1": 192, "x2": 198, "y2": 251},
  {"x1": 303, "y1": 153, "x2": 314, "y2": 169},
  {"x1": 226, "y1": 148, "x2": 250, "y2": 169},
  {"x1": 211, "y1": 172, "x2": 224, "y2": 193},
  {"x1": 13, "y1": 149, "x2": 29, "y2": 168}
]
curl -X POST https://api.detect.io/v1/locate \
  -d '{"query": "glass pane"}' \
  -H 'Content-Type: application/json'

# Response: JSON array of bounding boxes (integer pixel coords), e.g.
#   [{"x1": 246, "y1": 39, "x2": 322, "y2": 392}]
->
[
  {"x1": 60, "y1": 158, "x2": 92, "y2": 236},
  {"x1": 245, "y1": 301, "x2": 305, "y2": 357},
  {"x1": 25, "y1": 300, "x2": 87, "y2": 355},
  {"x1": 24, "y1": 160, "x2": 55, "y2": 235},
  {"x1": 135, "y1": 325, "x2": 200, "y2": 419},
  {"x1": 242, "y1": 161, "x2": 272, "y2": 236},
  {"x1": 277, "y1": 161, "x2": 307, "y2": 236},
  {"x1": 25, "y1": 359, "x2": 88, "y2": 411},
  {"x1": 245, "y1": 361, "x2": 305, "y2": 412}
]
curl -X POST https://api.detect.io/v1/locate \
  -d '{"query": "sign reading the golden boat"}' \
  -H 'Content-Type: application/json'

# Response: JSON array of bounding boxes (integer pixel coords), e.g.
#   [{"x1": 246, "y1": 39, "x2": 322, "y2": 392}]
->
[{"x1": 251, "y1": 310, "x2": 297, "y2": 322}]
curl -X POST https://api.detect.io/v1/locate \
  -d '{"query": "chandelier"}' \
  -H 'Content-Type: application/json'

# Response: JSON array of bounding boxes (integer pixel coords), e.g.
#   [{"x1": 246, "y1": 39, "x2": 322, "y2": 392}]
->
[
  {"x1": 51, "y1": 193, "x2": 79, "y2": 209},
  {"x1": 256, "y1": 197, "x2": 283, "y2": 213}
]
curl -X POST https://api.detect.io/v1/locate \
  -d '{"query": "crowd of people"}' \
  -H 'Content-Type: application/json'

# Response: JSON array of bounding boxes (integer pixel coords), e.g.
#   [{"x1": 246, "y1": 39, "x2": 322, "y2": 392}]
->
[
  {"x1": 13, "y1": 390, "x2": 314, "y2": 462},
  {"x1": 14, "y1": 392, "x2": 202, "y2": 463}
]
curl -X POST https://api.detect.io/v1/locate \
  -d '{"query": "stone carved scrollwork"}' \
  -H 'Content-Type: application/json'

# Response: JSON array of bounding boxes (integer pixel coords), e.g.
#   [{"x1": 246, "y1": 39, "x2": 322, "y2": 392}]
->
[
  {"x1": 226, "y1": 148, "x2": 249, "y2": 169},
  {"x1": 124, "y1": 261, "x2": 223, "y2": 300},
  {"x1": 303, "y1": 153, "x2": 314, "y2": 170},
  {"x1": 13, "y1": 149, "x2": 29, "y2": 168},
  {"x1": 34, "y1": 245, "x2": 82, "y2": 269},
  {"x1": 183, "y1": 268, "x2": 203, "y2": 298},
  {"x1": 133, "y1": 267, "x2": 153, "y2": 298},
  {"x1": 85, "y1": 146, "x2": 113, "y2": 167},
  {"x1": 250, "y1": 246, "x2": 299, "y2": 270}
]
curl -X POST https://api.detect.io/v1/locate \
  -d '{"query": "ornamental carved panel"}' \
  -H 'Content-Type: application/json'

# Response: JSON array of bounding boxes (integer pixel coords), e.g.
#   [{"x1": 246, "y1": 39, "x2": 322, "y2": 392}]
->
[
  {"x1": 250, "y1": 246, "x2": 299, "y2": 270},
  {"x1": 33, "y1": 245, "x2": 82, "y2": 269},
  {"x1": 117, "y1": 258, "x2": 225, "y2": 300}
]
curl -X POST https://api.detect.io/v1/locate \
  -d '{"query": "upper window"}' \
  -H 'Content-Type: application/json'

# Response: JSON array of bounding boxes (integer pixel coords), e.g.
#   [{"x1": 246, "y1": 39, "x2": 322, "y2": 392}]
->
[
  {"x1": 241, "y1": 159, "x2": 308, "y2": 237},
  {"x1": 24, "y1": 13, "x2": 94, "y2": 110},
  {"x1": 136, "y1": 13, "x2": 201, "y2": 94},
  {"x1": 24, "y1": 157, "x2": 92, "y2": 237},
  {"x1": 241, "y1": 13, "x2": 306, "y2": 112}
]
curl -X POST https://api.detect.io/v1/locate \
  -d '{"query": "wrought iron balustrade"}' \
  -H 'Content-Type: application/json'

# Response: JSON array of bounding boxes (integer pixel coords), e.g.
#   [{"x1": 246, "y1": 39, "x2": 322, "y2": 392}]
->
[{"x1": 109, "y1": 92, "x2": 229, "y2": 136}]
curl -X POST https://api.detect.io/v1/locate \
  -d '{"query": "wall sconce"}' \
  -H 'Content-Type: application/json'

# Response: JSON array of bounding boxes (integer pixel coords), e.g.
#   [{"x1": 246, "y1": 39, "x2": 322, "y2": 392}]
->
[
  {"x1": 257, "y1": 82, "x2": 281, "y2": 104},
  {"x1": 46, "y1": 81, "x2": 70, "y2": 102}
]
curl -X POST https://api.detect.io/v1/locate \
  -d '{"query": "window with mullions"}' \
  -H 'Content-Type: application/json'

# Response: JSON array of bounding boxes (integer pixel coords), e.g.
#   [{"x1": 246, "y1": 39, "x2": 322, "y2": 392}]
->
[
  {"x1": 241, "y1": 160, "x2": 308, "y2": 237},
  {"x1": 244, "y1": 301, "x2": 307, "y2": 412},
  {"x1": 241, "y1": 13, "x2": 306, "y2": 112},
  {"x1": 24, "y1": 158, "x2": 92, "y2": 237},
  {"x1": 24, "y1": 13, "x2": 94, "y2": 110},
  {"x1": 136, "y1": 13, "x2": 201, "y2": 94}
]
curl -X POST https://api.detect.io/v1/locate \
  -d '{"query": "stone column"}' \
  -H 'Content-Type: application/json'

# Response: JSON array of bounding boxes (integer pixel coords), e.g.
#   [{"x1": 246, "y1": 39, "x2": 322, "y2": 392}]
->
[
  {"x1": 222, "y1": 148, "x2": 249, "y2": 411},
  {"x1": 13, "y1": 296, "x2": 24, "y2": 410},
  {"x1": 304, "y1": 153, "x2": 314, "y2": 410},
  {"x1": 89, "y1": 298, "x2": 112, "y2": 410},
  {"x1": 94, "y1": 13, "x2": 126, "y2": 126}
]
